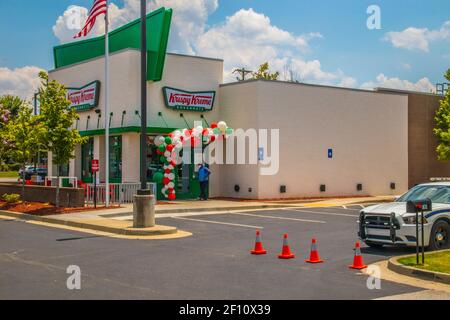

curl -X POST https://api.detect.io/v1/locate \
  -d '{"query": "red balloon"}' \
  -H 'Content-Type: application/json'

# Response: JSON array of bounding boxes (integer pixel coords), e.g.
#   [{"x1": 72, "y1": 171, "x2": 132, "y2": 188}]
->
[
  {"x1": 168, "y1": 187, "x2": 174, "y2": 192},
  {"x1": 210, "y1": 135, "x2": 216, "y2": 142},
  {"x1": 170, "y1": 160, "x2": 177, "y2": 166},
  {"x1": 156, "y1": 150, "x2": 163, "y2": 155},
  {"x1": 211, "y1": 122, "x2": 217, "y2": 129},
  {"x1": 180, "y1": 136, "x2": 184, "y2": 142},
  {"x1": 163, "y1": 177, "x2": 170, "y2": 185},
  {"x1": 168, "y1": 193, "x2": 176, "y2": 201},
  {"x1": 166, "y1": 144, "x2": 174, "y2": 152},
  {"x1": 202, "y1": 128, "x2": 209, "y2": 136},
  {"x1": 164, "y1": 169, "x2": 171, "y2": 174}
]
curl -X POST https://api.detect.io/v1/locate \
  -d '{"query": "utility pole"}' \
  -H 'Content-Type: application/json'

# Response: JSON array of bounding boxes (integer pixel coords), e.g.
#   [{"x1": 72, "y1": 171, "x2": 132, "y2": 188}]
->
[{"x1": 233, "y1": 68, "x2": 253, "y2": 81}]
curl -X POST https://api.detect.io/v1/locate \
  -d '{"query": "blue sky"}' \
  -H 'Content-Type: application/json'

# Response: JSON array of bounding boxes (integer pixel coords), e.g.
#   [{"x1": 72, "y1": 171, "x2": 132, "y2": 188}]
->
[{"x1": 1, "y1": 0, "x2": 449, "y2": 98}]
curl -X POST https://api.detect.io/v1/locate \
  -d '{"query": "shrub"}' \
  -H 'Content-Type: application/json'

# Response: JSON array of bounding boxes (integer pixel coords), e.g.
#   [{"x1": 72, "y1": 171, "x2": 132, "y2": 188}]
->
[{"x1": 2, "y1": 193, "x2": 21, "y2": 203}]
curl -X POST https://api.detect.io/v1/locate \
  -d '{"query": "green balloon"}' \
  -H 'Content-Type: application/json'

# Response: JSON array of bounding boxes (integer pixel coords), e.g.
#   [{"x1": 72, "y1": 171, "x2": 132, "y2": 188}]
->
[
  {"x1": 165, "y1": 137, "x2": 172, "y2": 144},
  {"x1": 226, "y1": 128, "x2": 234, "y2": 135},
  {"x1": 213, "y1": 128, "x2": 220, "y2": 134},
  {"x1": 153, "y1": 171, "x2": 164, "y2": 183},
  {"x1": 160, "y1": 155, "x2": 167, "y2": 163},
  {"x1": 158, "y1": 144, "x2": 166, "y2": 152}
]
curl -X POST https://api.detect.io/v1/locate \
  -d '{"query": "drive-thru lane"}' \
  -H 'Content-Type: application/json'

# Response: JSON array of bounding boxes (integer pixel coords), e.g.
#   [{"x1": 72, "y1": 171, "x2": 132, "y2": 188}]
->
[{"x1": 0, "y1": 206, "x2": 423, "y2": 299}]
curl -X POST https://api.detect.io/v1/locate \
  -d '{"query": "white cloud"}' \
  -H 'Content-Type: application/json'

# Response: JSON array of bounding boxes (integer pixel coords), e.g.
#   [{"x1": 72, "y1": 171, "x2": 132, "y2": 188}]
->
[
  {"x1": 361, "y1": 74, "x2": 435, "y2": 93},
  {"x1": 0, "y1": 66, "x2": 44, "y2": 100},
  {"x1": 49, "y1": 1, "x2": 443, "y2": 94},
  {"x1": 193, "y1": 9, "x2": 356, "y2": 86},
  {"x1": 384, "y1": 21, "x2": 450, "y2": 52},
  {"x1": 53, "y1": 0, "x2": 218, "y2": 54}
]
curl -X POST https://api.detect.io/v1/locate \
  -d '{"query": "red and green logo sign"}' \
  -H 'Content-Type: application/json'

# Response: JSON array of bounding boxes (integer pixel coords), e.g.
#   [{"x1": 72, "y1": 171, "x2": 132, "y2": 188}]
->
[
  {"x1": 163, "y1": 87, "x2": 215, "y2": 112},
  {"x1": 67, "y1": 81, "x2": 100, "y2": 111}
]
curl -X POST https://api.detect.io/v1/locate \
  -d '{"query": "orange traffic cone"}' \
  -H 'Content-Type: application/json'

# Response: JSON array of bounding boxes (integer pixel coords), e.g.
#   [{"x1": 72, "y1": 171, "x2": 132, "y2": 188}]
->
[
  {"x1": 278, "y1": 234, "x2": 295, "y2": 259},
  {"x1": 349, "y1": 241, "x2": 367, "y2": 270},
  {"x1": 305, "y1": 238, "x2": 323, "y2": 263},
  {"x1": 251, "y1": 230, "x2": 267, "y2": 255}
]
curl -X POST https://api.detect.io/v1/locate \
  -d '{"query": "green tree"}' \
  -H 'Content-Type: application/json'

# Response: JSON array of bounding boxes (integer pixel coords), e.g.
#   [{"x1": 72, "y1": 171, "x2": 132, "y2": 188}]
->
[
  {"x1": 0, "y1": 95, "x2": 24, "y2": 118},
  {"x1": 5, "y1": 105, "x2": 45, "y2": 198},
  {"x1": 434, "y1": 69, "x2": 450, "y2": 161},
  {"x1": 38, "y1": 71, "x2": 86, "y2": 207},
  {"x1": 251, "y1": 62, "x2": 280, "y2": 81}
]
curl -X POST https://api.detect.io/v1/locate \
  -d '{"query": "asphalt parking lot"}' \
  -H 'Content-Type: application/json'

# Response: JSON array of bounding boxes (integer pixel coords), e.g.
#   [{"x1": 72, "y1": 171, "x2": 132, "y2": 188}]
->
[{"x1": 0, "y1": 205, "x2": 422, "y2": 299}]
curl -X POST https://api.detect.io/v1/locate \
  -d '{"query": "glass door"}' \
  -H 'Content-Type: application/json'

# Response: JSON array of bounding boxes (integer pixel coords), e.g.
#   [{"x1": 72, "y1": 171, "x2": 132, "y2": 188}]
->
[
  {"x1": 81, "y1": 137, "x2": 94, "y2": 183},
  {"x1": 109, "y1": 135, "x2": 122, "y2": 183}
]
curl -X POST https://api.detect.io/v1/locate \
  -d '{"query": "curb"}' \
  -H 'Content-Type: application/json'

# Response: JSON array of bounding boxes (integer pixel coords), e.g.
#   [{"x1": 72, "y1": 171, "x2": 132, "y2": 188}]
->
[
  {"x1": 387, "y1": 251, "x2": 450, "y2": 285},
  {"x1": 0, "y1": 210, "x2": 178, "y2": 236}
]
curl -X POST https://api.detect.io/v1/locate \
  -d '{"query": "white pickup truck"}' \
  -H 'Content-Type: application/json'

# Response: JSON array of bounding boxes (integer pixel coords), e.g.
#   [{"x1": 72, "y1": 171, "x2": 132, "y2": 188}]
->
[{"x1": 358, "y1": 182, "x2": 450, "y2": 251}]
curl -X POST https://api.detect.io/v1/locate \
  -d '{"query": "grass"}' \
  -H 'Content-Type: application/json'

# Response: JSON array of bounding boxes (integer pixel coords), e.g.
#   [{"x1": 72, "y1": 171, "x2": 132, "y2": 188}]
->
[
  {"x1": 0, "y1": 171, "x2": 18, "y2": 178},
  {"x1": 398, "y1": 250, "x2": 450, "y2": 274}
]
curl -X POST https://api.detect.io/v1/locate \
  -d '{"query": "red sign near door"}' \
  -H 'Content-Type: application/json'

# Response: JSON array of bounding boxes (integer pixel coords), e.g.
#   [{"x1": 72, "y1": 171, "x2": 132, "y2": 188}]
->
[{"x1": 91, "y1": 159, "x2": 99, "y2": 173}]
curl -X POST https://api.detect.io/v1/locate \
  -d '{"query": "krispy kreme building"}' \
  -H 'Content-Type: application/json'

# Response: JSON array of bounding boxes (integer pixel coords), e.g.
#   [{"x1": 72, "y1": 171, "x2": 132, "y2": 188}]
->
[{"x1": 47, "y1": 14, "x2": 449, "y2": 201}]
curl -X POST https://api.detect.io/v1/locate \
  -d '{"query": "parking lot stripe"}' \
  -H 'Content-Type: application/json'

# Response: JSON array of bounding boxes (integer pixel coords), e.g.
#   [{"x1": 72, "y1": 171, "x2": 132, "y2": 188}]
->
[
  {"x1": 282, "y1": 208, "x2": 359, "y2": 218},
  {"x1": 171, "y1": 216, "x2": 264, "y2": 229},
  {"x1": 233, "y1": 212, "x2": 326, "y2": 224}
]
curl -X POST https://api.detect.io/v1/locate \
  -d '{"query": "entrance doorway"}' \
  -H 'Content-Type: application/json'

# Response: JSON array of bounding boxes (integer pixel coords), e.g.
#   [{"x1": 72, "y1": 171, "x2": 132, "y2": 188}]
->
[
  {"x1": 81, "y1": 137, "x2": 94, "y2": 183},
  {"x1": 146, "y1": 135, "x2": 203, "y2": 200},
  {"x1": 109, "y1": 135, "x2": 122, "y2": 183}
]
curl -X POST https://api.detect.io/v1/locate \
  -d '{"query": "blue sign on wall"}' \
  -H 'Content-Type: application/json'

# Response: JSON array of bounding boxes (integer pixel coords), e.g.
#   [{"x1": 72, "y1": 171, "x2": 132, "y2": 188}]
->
[
  {"x1": 328, "y1": 149, "x2": 333, "y2": 159},
  {"x1": 258, "y1": 147, "x2": 264, "y2": 161}
]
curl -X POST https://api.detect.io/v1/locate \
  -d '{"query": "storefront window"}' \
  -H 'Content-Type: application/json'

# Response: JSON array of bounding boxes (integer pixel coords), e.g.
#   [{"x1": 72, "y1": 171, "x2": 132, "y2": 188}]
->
[
  {"x1": 146, "y1": 135, "x2": 163, "y2": 181},
  {"x1": 81, "y1": 137, "x2": 94, "y2": 182},
  {"x1": 109, "y1": 136, "x2": 122, "y2": 183}
]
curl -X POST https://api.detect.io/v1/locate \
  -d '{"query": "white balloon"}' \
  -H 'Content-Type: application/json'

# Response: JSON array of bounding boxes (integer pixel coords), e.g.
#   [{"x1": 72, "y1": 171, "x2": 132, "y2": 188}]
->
[
  {"x1": 164, "y1": 151, "x2": 171, "y2": 158},
  {"x1": 217, "y1": 121, "x2": 227, "y2": 133},
  {"x1": 168, "y1": 165, "x2": 174, "y2": 170},
  {"x1": 173, "y1": 130, "x2": 182, "y2": 137},
  {"x1": 154, "y1": 136, "x2": 165, "y2": 146},
  {"x1": 168, "y1": 173, "x2": 175, "y2": 180},
  {"x1": 168, "y1": 182, "x2": 175, "y2": 189},
  {"x1": 164, "y1": 173, "x2": 169, "y2": 178}
]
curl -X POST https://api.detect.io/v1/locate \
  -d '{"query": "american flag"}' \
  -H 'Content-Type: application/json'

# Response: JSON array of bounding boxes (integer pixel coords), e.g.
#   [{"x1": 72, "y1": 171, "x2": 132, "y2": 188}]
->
[{"x1": 73, "y1": 0, "x2": 108, "y2": 38}]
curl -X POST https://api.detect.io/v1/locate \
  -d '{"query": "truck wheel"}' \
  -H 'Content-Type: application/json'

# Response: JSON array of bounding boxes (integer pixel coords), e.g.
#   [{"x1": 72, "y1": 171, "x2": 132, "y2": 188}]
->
[
  {"x1": 428, "y1": 220, "x2": 450, "y2": 251},
  {"x1": 364, "y1": 241, "x2": 384, "y2": 248}
]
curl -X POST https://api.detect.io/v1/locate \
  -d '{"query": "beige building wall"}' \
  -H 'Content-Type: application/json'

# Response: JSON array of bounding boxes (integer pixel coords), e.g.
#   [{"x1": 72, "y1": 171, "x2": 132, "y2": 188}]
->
[{"x1": 219, "y1": 80, "x2": 409, "y2": 199}]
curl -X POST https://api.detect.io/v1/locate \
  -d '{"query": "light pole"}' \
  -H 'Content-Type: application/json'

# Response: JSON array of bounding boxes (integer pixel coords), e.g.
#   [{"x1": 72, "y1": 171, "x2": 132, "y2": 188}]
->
[
  {"x1": 133, "y1": 0, "x2": 155, "y2": 228},
  {"x1": 139, "y1": 0, "x2": 148, "y2": 194}
]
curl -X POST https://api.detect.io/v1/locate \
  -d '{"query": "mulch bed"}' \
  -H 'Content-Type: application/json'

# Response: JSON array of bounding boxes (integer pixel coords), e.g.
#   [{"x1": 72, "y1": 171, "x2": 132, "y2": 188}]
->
[{"x1": 0, "y1": 201, "x2": 121, "y2": 216}]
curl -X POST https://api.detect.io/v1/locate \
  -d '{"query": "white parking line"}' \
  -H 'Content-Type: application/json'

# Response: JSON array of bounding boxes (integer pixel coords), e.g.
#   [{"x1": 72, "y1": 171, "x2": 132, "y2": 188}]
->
[
  {"x1": 233, "y1": 212, "x2": 326, "y2": 224},
  {"x1": 282, "y1": 208, "x2": 359, "y2": 217},
  {"x1": 171, "y1": 216, "x2": 264, "y2": 229}
]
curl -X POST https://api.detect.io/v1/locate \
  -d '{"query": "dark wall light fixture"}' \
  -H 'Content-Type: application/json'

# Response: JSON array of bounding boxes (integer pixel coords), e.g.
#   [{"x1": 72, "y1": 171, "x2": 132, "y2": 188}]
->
[
  {"x1": 121, "y1": 110, "x2": 126, "y2": 127},
  {"x1": 357, "y1": 183, "x2": 363, "y2": 192},
  {"x1": 109, "y1": 112, "x2": 113, "y2": 128},
  {"x1": 180, "y1": 113, "x2": 190, "y2": 128},
  {"x1": 95, "y1": 110, "x2": 102, "y2": 129},
  {"x1": 135, "y1": 110, "x2": 141, "y2": 119},
  {"x1": 320, "y1": 184, "x2": 326, "y2": 192},
  {"x1": 158, "y1": 112, "x2": 169, "y2": 127},
  {"x1": 280, "y1": 185, "x2": 287, "y2": 193},
  {"x1": 390, "y1": 182, "x2": 396, "y2": 190},
  {"x1": 234, "y1": 185, "x2": 240, "y2": 192},
  {"x1": 86, "y1": 115, "x2": 90, "y2": 130},
  {"x1": 200, "y1": 114, "x2": 210, "y2": 127}
]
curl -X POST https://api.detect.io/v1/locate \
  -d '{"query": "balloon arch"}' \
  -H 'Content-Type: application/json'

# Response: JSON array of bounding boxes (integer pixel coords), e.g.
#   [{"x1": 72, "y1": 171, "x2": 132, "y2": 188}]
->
[{"x1": 152, "y1": 121, "x2": 233, "y2": 200}]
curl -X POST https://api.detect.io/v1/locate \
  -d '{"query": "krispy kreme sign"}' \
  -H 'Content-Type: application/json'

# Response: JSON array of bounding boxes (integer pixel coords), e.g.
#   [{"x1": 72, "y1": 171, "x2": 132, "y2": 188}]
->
[
  {"x1": 67, "y1": 81, "x2": 100, "y2": 111},
  {"x1": 163, "y1": 87, "x2": 215, "y2": 111}
]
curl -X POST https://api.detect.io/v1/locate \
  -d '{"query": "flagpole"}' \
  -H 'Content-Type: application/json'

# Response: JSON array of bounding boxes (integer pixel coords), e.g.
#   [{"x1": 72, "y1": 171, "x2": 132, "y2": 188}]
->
[{"x1": 104, "y1": 0, "x2": 110, "y2": 207}]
